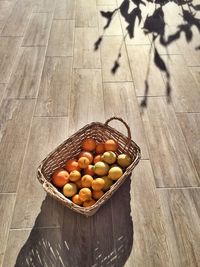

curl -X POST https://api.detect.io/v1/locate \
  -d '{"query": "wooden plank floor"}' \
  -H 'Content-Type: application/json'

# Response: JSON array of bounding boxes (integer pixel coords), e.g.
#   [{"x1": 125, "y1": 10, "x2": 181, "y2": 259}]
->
[{"x1": 0, "y1": 0, "x2": 200, "y2": 266}]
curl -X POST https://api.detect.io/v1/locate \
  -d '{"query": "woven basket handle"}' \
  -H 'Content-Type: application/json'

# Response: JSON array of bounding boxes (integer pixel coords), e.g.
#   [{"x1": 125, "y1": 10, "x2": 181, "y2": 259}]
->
[{"x1": 105, "y1": 117, "x2": 131, "y2": 148}]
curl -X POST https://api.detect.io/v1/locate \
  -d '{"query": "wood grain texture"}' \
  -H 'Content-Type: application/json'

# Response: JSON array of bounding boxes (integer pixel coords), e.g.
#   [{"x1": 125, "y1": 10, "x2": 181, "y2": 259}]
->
[
  {"x1": 47, "y1": 20, "x2": 74, "y2": 56},
  {"x1": 1, "y1": 0, "x2": 32, "y2": 36},
  {"x1": 0, "y1": 194, "x2": 15, "y2": 267},
  {"x1": 11, "y1": 117, "x2": 68, "y2": 229},
  {"x1": 0, "y1": 99, "x2": 35, "y2": 193},
  {"x1": 22, "y1": 12, "x2": 53, "y2": 46},
  {"x1": 69, "y1": 69, "x2": 104, "y2": 134},
  {"x1": 124, "y1": 160, "x2": 172, "y2": 267},
  {"x1": 35, "y1": 57, "x2": 72, "y2": 116},
  {"x1": 0, "y1": 1, "x2": 15, "y2": 33},
  {"x1": 140, "y1": 97, "x2": 199, "y2": 187},
  {"x1": 6, "y1": 47, "x2": 46, "y2": 98},
  {"x1": 33, "y1": 0, "x2": 56, "y2": 12},
  {"x1": 97, "y1": 0, "x2": 117, "y2": 4},
  {"x1": 54, "y1": 0, "x2": 75, "y2": 19},
  {"x1": 150, "y1": 25, "x2": 180, "y2": 55},
  {"x1": 75, "y1": 0, "x2": 98, "y2": 27},
  {"x1": 101, "y1": 36, "x2": 132, "y2": 82},
  {"x1": 0, "y1": 83, "x2": 6, "y2": 104},
  {"x1": 103, "y1": 82, "x2": 149, "y2": 159},
  {"x1": 162, "y1": 2, "x2": 183, "y2": 26},
  {"x1": 98, "y1": 6, "x2": 123, "y2": 36},
  {"x1": 159, "y1": 189, "x2": 200, "y2": 266},
  {"x1": 162, "y1": 55, "x2": 200, "y2": 112},
  {"x1": 127, "y1": 45, "x2": 166, "y2": 96},
  {"x1": 0, "y1": 37, "x2": 21, "y2": 83},
  {"x1": 177, "y1": 26, "x2": 200, "y2": 67},
  {"x1": 73, "y1": 27, "x2": 101, "y2": 68},
  {"x1": 190, "y1": 66, "x2": 200, "y2": 86},
  {"x1": 177, "y1": 113, "x2": 200, "y2": 178},
  {"x1": 2, "y1": 228, "x2": 62, "y2": 267}
]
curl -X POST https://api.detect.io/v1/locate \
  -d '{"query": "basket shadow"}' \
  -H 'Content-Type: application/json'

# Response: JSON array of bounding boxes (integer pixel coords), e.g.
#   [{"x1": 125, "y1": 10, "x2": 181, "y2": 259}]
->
[{"x1": 14, "y1": 176, "x2": 133, "y2": 267}]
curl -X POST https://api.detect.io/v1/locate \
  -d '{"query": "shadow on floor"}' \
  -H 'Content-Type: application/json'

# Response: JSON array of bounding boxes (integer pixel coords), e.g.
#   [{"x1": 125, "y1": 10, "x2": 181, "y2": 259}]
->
[
  {"x1": 14, "y1": 176, "x2": 133, "y2": 267},
  {"x1": 95, "y1": 0, "x2": 200, "y2": 106}
]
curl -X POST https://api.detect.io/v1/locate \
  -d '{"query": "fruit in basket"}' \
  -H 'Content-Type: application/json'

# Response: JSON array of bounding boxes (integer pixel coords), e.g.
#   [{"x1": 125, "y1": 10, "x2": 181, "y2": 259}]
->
[
  {"x1": 69, "y1": 170, "x2": 81, "y2": 182},
  {"x1": 83, "y1": 199, "x2": 96, "y2": 207},
  {"x1": 117, "y1": 154, "x2": 132, "y2": 167},
  {"x1": 94, "y1": 161, "x2": 109, "y2": 176},
  {"x1": 93, "y1": 190, "x2": 104, "y2": 200},
  {"x1": 79, "y1": 151, "x2": 93, "y2": 164},
  {"x1": 84, "y1": 165, "x2": 95, "y2": 176},
  {"x1": 104, "y1": 139, "x2": 118, "y2": 152},
  {"x1": 102, "y1": 176, "x2": 113, "y2": 191},
  {"x1": 101, "y1": 151, "x2": 117, "y2": 164},
  {"x1": 78, "y1": 157, "x2": 90, "y2": 169},
  {"x1": 51, "y1": 169, "x2": 69, "y2": 187},
  {"x1": 75, "y1": 179, "x2": 82, "y2": 189},
  {"x1": 79, "y1": 188, "x2": 92, "y2": 202},
  {"x1": 82, "y1": 138, "x2": 96, "y2": 151},
  {"x1": 94, "y1": 154, "x2": 102, "y2": 164},
  {"x1": 92, "y1": 178, "x2": 105, "y2": 191},
  {"x1": 63, "y1": 183, "x2": 77, "y2": 197},
  {"x1": 65, "y1": 159, "x2": 80, "y2": 172},
  {"x1": 108, "y1": 166, "x2": 123, "y2": 180},
  {"x1": 95, "y1": 143, "x2": 105, "y2": 154},
  {"x1": 72, "y1": 194, "x2": 83, "y2": 205},
  {"x1": 81, "y1": 175, "x2": 94, "y2": 188}
]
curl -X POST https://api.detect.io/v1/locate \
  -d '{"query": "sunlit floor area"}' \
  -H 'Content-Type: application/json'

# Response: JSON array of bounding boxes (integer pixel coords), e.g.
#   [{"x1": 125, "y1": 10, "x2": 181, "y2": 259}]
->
[{"x1": 0, "y1": 0, "x2": 200, "y2": 266}]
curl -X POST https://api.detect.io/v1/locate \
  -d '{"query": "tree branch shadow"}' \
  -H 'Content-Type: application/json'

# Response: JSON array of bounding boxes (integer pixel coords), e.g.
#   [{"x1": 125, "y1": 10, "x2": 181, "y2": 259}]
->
[{"x1": 94, "y1": 0, "x2": 200, "y2": 107}]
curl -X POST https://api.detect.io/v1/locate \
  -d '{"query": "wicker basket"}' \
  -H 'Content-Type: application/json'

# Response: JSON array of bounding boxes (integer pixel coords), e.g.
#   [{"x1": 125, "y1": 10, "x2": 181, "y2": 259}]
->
[{"x1": 37, "y1": 117, "x2": 141, "y2": 216}]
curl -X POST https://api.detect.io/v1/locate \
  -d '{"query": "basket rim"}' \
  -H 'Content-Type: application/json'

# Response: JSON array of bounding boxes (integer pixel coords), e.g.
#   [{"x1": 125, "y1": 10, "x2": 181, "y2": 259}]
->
[{"x1": 38, "y1": 121, "x2": 141, "y2": 168}]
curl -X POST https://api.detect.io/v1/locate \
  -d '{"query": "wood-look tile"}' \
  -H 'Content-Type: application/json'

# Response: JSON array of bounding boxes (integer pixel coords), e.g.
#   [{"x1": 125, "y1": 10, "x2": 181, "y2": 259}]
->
[
  {"x1": 0, "y1": 1, "x2": 15, "y2": 31},
  {"x1": 73, "y1": 27, "x2": 101, "y2": 68},
  {"x1": 22, "y1": 12, "x2": 53, "y2": 46},
  {"x1": 150, "y1": 25, "x2": 180, "y2": 55},
  {"x1": 162, "y1": 2, "x2": 183, "y2": 26},
  {"x1": 0, "y1": 99, "x2": 35, "y2": 193},
  {"x1": 69, "y1": 69, "x2": 104, "y2": 134},
  {"x1": 124, "y1": 25, "x2": 150, "y2": 45},
  {"x1": 47, "y1": 20, "x2": 74, "y2": 57},
  {"x1": 54, "y1": 0, "x2": 75, "y2": 19},
  {"x1": 177, "y1": 113, "x2": 200, "y2": 178},
  {"x1": 190, "y1": 66, "x2": 200, "y2": 86},
  {"x1": 0, "y1": 37, "x2": 21, "y2": 83},
  {"x1": 162, "y1": 55, "x2": 200, "y2": 112},
  {"x1": 101, "y1": 36, "x2": 132, "y2": 82},
  {"x1": 0, "y1": 21, "x2": 4, "y2": 33},
  {"x1": 6, "y1": 47, "x2": 46, "y2": 98},
  {"x1": 103, "y1": 82, "x2": 149, "y2": 159},
  {"x1": 0, "y1": 194, "x2": 15, "y2": 267},
  {"x1": 11, "y1": 117, "x2": 68, "y2": 228},
  {"x1": 98, "y1": 6, "x2": 123, "y2": 36},
  {"x1": 3, "y1": 228, "x2": 62, "y2": 267},
  {"x1": 177, "y1": 26, "x2": 200, "y2": 66},
  {"x1": 1, "y1": 0, "x2": 32, "y2": 36},
  {"x1": 127, "y1": 45, "x2": 166, "y2": 96},
  {"x1": 125, "y1": 160, "x2": 172, "y2": 267},
  {"x1": 33, "y1": 0, "x2": 56, "y2": 13},
  {"x1": 119, "y1": 7, "x2": 150, "y2": 45},
  {"x1": 159, "y1": 189, "x2": 200, "y2": 266},
  {"x1": 140, "y1": 97, "x2": 199, "y2": 187},
  {"x1": 59, "y1": 197, "x2": 115, "y2": 267},
  {"x1": 97, "y1": 0, "x2": 116, "y2": 4},
  {"x1": 35, "y1": 57, "x2": 72, "y2": 116},
  {"x1": 75, "y1": 0, "x2": 98, "y2": 27},
  {"x1": 0, "y1": 83, "x2": 6, "y2": 104}
]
